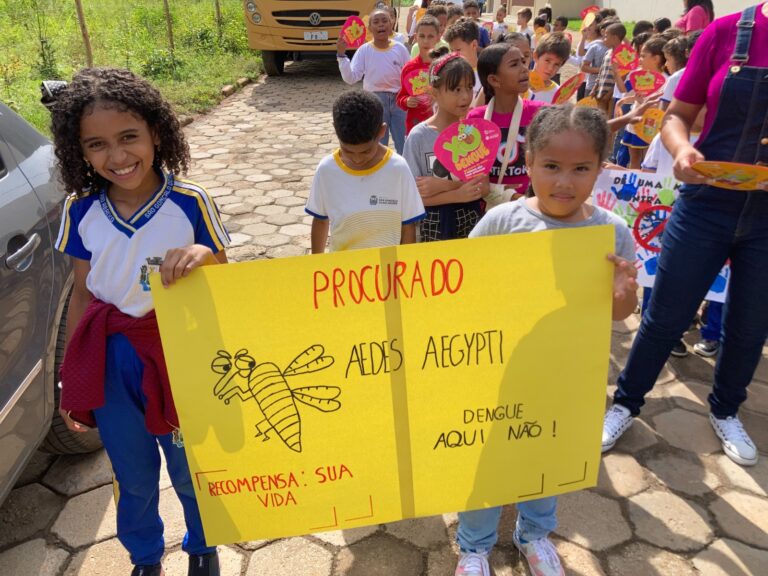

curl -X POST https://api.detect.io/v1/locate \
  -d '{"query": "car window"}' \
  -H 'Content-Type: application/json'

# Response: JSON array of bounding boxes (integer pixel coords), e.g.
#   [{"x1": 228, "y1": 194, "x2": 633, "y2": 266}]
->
[{"x1": 0, "y1": 150, "x2": 7, "y2": 179}]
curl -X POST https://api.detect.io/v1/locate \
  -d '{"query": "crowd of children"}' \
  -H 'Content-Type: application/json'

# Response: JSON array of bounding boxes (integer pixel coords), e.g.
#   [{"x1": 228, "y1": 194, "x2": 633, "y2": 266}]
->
[
  {"x1": 330, "y1": 4, "x2": 729, "y2": 576},
  {"x1": 48, "y1": 2, "x2": 742, "y2": 576}
]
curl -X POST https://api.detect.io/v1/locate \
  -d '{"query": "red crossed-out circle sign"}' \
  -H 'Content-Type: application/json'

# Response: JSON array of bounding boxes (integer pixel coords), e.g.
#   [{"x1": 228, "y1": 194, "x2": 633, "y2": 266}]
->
[{"x1": 633, "y1": 204, "x2": 672, "y2": 253}]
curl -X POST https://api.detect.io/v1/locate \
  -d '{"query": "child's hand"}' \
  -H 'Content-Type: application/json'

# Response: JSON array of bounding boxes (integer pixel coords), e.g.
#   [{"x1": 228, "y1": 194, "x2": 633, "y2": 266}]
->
[
  {"x1": 457, "y1": 176, "x2": 486, "y2": 202},
  {"x1": 160, "y1": 244, "x2": 216, "y2": 287},
  {"x1": 607, "y1": 254, "x2": 638, "y2": 301},
  {"x1": 406, "y1": 96, "x2": 420, "y2": 108},
  {"x1": 336, "y1": 36, "x2": 348, "y2": 56},
  {"x1": 416, "y1": 176, "x2": 446, "y2": 198},
  {"x1": 59, "y1": 406, "x2": 90, "y2": 433}
]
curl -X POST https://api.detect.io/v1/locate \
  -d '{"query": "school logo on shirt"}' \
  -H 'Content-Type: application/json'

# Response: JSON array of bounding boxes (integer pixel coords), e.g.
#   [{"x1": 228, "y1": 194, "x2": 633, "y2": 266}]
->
[
  {"x1": 369, "y1": 195, "x2": 399, "y2": 206},
  {"x1": 139, "y1": 256, "x2": 164, "y2": 292}
]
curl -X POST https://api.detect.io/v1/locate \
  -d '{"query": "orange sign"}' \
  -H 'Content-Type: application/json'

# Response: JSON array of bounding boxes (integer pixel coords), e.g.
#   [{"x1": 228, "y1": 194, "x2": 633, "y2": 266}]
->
[
  {"x1": 692, "y1": 161, "x2": 768, "y2": 191},
  {"x1": 636, "y1": 108, "x2": 665, "y2": 144}
]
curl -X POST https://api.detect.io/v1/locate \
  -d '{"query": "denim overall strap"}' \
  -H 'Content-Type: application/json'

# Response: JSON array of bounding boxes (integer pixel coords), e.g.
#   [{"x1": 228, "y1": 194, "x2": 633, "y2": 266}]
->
[
  {"x1": 696, "y1": 4, "x2": 768, "y2": 165},
  {"x1": 732, "y1": 5, "x2": 757, "y2": 64}
]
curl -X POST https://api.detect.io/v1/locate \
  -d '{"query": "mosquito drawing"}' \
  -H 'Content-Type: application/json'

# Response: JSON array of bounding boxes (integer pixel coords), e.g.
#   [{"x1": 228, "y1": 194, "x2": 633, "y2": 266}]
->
[{"x1": 211, "y1": 345, "x2": 341, "y2": 453}]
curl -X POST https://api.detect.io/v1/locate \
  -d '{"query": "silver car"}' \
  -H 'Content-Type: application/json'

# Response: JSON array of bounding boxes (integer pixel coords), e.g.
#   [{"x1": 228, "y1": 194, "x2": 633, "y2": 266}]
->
[{"x1": 0, "y1": 101, "x2": 101, "y2": 505}]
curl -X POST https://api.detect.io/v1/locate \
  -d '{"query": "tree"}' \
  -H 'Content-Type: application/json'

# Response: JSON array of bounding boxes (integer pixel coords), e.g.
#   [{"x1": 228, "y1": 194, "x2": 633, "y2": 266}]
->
[
  {"x1": 162, "y1": 0, "x2": 175, "y2": 54},
  {"x1": 214, "y1": 0, "x2": 223, "y2": 42},
  {"x1": 73, "y1": 0, "x2": 93, "y2": 67}
]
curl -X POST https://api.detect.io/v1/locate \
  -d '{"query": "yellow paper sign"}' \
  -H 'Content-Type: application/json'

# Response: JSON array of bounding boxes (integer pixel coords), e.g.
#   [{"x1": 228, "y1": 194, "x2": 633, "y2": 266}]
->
[{"x1": 152, "y1": 228, "x2": 614, "y2": 544}]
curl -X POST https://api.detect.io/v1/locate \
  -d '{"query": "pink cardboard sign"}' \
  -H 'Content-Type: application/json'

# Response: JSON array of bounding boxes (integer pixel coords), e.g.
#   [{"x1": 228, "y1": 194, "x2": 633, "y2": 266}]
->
[
  {"x1": 552, "y1": 72, "x2": 584, "y2": 104},
  {"x1": 403, "y1": 68, "x2": 430, "y2": 96},
  {"x1": 612, "y1": 42, "x2": 639, "y2": 74},
  {"x1": 434, "y1": 119, "x2": 501, "y2": 181},
  {"x1": 341, "y1": 16, "x2": 367, "y2": 49},
  {"x1": 628, "y1": 69, "x2": 666, "y2": 97}
]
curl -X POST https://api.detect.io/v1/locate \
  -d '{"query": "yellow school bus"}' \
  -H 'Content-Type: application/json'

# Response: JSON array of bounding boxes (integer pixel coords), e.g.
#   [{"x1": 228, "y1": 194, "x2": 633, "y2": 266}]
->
[{"x1": 243, "y1": 0, "x2": 393, "y2": 75}]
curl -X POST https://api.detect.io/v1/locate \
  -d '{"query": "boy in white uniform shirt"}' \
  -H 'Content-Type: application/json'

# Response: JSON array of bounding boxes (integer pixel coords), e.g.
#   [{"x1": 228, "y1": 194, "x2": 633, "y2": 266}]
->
[{"x1": 307, "y1": 91, "x2": 426, "y2": 253}]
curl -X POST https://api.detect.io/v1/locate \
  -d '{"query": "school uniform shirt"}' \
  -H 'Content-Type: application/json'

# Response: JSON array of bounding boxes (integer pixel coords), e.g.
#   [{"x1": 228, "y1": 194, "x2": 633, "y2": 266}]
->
[
  {"x1": 466, "y1": 99, "x2": 546, "y2": 191},
  {"x1": 55, "y1": 171, "x2": 230, "y2": 318},
  {"x1": 530, "y1": 80, "x2": 559, "y2": 104},
  {"x1": 518, "y1": 25, "x2": 533, "y2": 46},
  {"x1": 393, "y1": 32, "x2": 408, "y2": 45},
  {"x1": 305, "y1": 149, "x2": 426, "y2": 251},
  {"x1": 339, "y1": 40, "x2": 411, "y2": 93},
  {"x1": 661, "y1": 68, "x2": 685, "y2": 104},
  {"x1": 473, "y1": 70, "x2": 483, "y2": 98},
  {"x1": 492, "y1": 22, "x2": 510, "y2": 41}
]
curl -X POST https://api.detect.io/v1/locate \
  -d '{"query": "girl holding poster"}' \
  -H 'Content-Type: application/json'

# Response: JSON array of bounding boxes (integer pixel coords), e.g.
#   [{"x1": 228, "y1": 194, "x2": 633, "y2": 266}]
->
[
  {"x1": 402, "y1": 49, "x2": 488, "y2": 241},
  {"x1": 50, "y1": 68, "x2": 229, "y2": 576},
  {"x1": 456, "y1": 105, "x2": 637, "y2": 576}
]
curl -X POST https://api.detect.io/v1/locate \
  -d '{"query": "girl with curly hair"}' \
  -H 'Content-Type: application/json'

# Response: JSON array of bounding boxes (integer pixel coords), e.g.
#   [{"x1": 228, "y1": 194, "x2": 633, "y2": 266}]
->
[{"x1": 51, "y1": 67, "x2": 229, "y2": 576}]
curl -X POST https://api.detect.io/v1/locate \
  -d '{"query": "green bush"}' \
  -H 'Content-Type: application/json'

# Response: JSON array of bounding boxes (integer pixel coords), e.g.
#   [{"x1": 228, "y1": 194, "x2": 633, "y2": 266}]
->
[
  {"x1": 0, "y1": 0, "x2": 261, "y2": 134},
  {"x1": 141, "y1": 49, "x2": 183, "y2": 79}
]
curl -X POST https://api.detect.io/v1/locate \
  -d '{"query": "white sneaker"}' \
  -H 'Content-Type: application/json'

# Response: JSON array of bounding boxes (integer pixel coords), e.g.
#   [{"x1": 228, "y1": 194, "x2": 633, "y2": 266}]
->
[
  {"x1": 709, "y1": 413, "x2": 758, "y2": 466},
  {"x1": 455, "y1": 551, "x2": 490, "y2": 576},
  {"x1": 601, "y1": 404, "x2": 633, "y2": 453},
  {"x1": 512, "y1": 534, "x2": 564, "y2": 576}
]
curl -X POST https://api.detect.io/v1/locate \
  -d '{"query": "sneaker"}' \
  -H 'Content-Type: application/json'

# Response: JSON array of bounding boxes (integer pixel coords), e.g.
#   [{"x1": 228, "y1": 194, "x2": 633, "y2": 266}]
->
[
  {"x1": 670, "y1": 340, "x2": 689, "y2": 357},
  {"x1": 694, "y1": 339, "x2": 720, "y2": 357},
  {"x1": 709, "y1": 414, "x2": 758, "y2": 466},
  {"x1": 455, "y1": 551, "x2": 490, "y2": 576},
  {"x1": 601, "y1": 404, "x2": 633, "y2": 453},
  {"x1": 131, "y1": 565, "x2": 163, "y2": 576},
  {"x1": 513, "y1": 533, "x2": 564, "y2": 576},
  {"x1": 189, "y1": 552, "x2": 220, "y2": 576}
]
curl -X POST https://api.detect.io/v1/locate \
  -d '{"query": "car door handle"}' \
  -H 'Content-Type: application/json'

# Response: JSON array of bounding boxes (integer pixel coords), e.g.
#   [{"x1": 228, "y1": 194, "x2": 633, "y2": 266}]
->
[{"x1": 6, "y1": 233, "x2": 41, "y2": 272}]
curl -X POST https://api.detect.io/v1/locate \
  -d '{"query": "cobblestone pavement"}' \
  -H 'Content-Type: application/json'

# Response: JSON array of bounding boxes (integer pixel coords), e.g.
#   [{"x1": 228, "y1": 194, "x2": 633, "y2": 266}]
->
[{"x1": 1, "y1": 59, "x2": 767, "y2": 576}]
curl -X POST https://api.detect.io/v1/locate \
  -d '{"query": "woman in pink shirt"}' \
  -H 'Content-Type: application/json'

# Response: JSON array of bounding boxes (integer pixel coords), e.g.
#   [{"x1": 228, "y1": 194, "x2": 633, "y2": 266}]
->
[
  {"x1": 675, "y1": 0, "x2": 714, "y2": 33},
  {"x1": 603, "y1": 3, "x2": 768, "y2": 468}
]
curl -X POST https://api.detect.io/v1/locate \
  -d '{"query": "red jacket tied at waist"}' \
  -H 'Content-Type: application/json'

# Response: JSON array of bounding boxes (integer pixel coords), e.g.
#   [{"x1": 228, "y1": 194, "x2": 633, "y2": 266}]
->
[{"x1": 59, "y1": 299, "x2": 179, "y2": 435}]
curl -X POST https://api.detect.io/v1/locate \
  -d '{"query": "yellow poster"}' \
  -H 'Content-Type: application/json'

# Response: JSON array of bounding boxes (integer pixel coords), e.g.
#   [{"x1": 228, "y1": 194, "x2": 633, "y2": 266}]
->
[{"x1": 152, "y1": 226, "x2": 614, "y2": 545}]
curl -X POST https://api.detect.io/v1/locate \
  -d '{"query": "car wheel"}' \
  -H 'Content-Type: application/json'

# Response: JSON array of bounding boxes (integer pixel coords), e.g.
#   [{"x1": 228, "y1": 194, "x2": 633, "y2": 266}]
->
[{"x1": 40, "y1": 293, "x2": 103, "y2": 454}]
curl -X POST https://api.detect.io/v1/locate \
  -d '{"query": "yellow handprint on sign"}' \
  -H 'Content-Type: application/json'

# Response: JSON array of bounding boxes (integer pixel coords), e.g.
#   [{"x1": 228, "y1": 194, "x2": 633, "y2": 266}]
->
[{"x1": 345, "y1": 20, "x2": 364, "y2": 42}]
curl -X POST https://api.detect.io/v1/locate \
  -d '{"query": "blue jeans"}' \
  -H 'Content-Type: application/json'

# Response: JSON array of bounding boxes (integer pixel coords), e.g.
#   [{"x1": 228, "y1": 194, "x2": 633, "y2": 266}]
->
[
  {"x1": 701, "y1": 301, "x2": 724, "y2": 342},
  {"x1": 374, "y1": 91, "x2": 406, "y2": 155},
  {"x1": 456, "y1": 497, "x2": 557, "y2": 551},
  {"x1": 614, "y1": 185, "x2": 768, "y2": 418},
  {"x1": 94, "y1": 334, "x2": 215, "y2": 566}
]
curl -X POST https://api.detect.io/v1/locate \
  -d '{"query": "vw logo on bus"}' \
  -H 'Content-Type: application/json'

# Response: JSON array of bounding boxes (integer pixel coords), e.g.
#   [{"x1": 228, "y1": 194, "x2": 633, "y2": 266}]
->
[{"x1": 309, "y1": 12, "x2": 322, "y2": 26}]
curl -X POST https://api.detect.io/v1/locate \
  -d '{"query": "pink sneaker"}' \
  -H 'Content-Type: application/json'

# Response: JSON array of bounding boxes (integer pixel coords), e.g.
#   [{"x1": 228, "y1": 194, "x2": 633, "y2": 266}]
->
[
  {"x1": 454, "y1": 551, "x2": 490, "y2": 576},
  {"x1": 512, "y1": 534, "x2": 564, "y2": 576}
]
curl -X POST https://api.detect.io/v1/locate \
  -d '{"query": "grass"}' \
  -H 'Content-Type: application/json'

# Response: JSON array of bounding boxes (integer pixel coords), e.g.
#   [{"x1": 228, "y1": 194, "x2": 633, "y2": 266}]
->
[
  {"x1": 0, "y1": 0, "x2": 262, "y2": 134},
  {"x1": 568, "y1": 19, "x2": 636, "y2": 37}
]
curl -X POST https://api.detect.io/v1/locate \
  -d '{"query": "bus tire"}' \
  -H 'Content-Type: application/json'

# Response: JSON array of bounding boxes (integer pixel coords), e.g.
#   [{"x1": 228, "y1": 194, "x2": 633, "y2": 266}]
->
[{"x1": 262, "y1": 50, "x2": 285, "y2": 76}]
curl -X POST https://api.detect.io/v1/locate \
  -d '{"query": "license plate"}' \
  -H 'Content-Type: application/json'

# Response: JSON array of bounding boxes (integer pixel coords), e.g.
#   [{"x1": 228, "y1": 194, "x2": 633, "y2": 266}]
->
[{"x1": 304, "y1": 31, "x2": 328, "y2": 41}]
